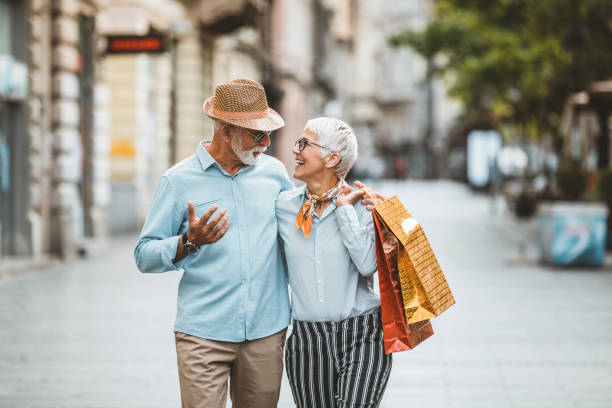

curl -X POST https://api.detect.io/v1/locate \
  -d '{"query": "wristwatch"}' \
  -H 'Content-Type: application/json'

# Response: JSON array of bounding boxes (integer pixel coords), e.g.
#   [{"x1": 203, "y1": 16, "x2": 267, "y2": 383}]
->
[{"x1": 181, "y1": 232, "x2": 200, "y2": 254}]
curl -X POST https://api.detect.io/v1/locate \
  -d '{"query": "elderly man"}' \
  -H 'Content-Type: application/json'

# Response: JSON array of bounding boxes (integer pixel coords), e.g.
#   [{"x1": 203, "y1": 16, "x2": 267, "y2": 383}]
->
[{"x1": 134, "y1": 79, "x2": 293, "y2": 408}]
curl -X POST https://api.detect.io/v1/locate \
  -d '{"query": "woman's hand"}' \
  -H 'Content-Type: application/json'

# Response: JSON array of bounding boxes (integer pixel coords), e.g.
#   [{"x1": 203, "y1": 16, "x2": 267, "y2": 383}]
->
[
  {"x1": 353, "y1": 180, "x2": 387, "y2": 211},
  {"x1": 336, "y1": 185, "x2": 366, "y2": 207}
]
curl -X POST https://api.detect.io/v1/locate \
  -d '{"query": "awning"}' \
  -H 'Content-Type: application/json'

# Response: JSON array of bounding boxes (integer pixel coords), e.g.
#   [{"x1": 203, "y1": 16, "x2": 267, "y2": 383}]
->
[{"x1": 192, "y1": 0, "x2": 267, "y2": 34}]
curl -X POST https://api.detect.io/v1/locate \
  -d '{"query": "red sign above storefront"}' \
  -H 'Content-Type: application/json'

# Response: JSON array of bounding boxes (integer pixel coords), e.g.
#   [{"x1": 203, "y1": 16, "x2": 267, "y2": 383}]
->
[{"x1": 106, "y1": 35, "x2": 167, "y2": 54}]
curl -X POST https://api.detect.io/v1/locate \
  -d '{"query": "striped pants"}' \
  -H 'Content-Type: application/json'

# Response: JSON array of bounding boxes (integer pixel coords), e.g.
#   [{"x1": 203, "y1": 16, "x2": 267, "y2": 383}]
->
[{"x1": 285, "y1": 309, "x2": 392, "y2": 408}]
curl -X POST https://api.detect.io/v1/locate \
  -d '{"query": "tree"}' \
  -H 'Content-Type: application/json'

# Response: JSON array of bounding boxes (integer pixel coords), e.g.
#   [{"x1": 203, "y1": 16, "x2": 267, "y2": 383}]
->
[{"x1": 389, "y1": 0, "x2": 612, "y2": 139}]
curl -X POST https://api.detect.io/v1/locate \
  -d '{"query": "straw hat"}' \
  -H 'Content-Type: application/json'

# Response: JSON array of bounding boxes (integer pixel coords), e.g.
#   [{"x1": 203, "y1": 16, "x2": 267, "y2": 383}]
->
[{"x1": 202, "y1": 79, "x2": 285, "y2": 131}]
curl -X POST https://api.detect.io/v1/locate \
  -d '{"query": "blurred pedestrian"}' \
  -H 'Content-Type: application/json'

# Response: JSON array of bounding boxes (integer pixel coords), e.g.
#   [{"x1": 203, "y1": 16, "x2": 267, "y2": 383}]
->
[
  {"x1": 134, "y1": 79, "x2": 292, "y2": 408},
  {"x1": 393, "y1": 155, "x2": 408, "y2": 179},
  {"x1": 277, "y1": 117, "x2": 392, "y2": 408}
]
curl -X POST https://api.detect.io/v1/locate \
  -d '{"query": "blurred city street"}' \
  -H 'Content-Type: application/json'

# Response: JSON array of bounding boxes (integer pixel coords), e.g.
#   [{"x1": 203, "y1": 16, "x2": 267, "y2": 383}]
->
[
  {"x1": 2, "y1": 1, "x2": 612, "y2": 407},
  {"x1": 1, "y1": 180, "x2": 611, "y2": 407}
]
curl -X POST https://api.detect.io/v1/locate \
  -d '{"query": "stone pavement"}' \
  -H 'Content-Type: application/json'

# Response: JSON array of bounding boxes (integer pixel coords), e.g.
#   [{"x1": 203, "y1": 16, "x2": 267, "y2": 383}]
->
[{"x1": 1, "y1": 180, "x2": 611, "y2": 407}]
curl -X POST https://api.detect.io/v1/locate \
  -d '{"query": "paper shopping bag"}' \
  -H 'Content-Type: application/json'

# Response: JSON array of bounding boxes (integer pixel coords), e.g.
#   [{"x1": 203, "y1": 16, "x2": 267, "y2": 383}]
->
[
  {"x1": 374, "y1": 196, "x2": 455, "y2": 325},
  {"x1": 373, "y1": 213, "x2": 434, "y2": 353}
]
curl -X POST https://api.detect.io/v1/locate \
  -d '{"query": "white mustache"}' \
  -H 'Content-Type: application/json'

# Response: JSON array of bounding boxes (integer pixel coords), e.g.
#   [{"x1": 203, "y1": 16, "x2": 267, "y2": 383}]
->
[{"x1": 250, "y1": 146, "x2": 267, "y2": 154}]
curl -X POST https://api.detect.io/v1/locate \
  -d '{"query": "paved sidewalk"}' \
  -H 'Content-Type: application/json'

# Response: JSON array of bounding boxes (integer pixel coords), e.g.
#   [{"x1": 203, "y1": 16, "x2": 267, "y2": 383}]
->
[
  {"x1": 377, "y1": 180, "x2": 612, "y2": 408},
  {"x1": 1, "y1": 180, "x2": 611, "y2": 407}
]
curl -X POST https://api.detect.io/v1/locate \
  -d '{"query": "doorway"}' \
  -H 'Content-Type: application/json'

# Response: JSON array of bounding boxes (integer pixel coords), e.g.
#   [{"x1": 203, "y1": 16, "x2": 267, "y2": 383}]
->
[{"x1": 0, "y1": 0, "x2": 30, "y2": 256}]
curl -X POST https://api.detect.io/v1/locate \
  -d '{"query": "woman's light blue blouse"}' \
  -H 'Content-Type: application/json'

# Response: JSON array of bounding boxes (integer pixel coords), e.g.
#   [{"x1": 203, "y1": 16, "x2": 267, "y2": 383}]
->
[{"x1": 276, "y1": 185, "x2": 381, "y2": 322}]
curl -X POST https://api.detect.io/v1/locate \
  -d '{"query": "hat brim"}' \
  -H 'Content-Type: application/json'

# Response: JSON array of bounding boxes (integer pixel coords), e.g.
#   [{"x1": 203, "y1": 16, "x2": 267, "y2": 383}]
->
[{"x1": 203, "y1": 96, "x2": 285, "y2": 132}]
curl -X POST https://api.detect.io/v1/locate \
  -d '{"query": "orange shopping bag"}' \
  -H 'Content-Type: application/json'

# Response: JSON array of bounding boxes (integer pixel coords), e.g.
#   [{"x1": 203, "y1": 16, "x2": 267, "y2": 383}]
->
[
  {"x1": 367, "y1": 192, "x2": 455, "y2": 354},
  {"x1": 373, "y1": 213, "x2": 434, "y2": 353}
]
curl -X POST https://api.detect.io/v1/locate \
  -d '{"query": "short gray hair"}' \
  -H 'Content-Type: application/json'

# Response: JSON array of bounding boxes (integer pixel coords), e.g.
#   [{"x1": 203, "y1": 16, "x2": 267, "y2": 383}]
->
[{"x1": 304, "y1": 117, "x2": 358, "y2": 179}]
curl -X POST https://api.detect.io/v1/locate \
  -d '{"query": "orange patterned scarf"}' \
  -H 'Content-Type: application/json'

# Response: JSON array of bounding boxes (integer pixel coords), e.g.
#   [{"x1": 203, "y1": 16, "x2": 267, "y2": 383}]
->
[{"x1": 296, "y1": 180, "x2": 344, "y2": 238}]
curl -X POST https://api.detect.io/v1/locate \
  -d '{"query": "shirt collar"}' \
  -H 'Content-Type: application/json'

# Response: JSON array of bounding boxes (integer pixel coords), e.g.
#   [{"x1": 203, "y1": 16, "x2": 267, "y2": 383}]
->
[
  {"x1": 196, "y1": 142, "x2": 216, "y2": 172},
  {"x1": 294, "y1": 184, "x2": 307, "y2": 198},
  {"x1": 196, "y1": 141, "x2": 252, "y2": 176}
]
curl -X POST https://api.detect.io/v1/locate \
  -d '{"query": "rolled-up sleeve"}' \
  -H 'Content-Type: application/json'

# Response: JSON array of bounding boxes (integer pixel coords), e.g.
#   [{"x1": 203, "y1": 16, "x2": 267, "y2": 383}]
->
[
  {"x1": 335, "y1": 203, "x2": 377, "y2": 277},
  {"x1": 134, "y1": 176, "x2": 191, "y2": 273}
]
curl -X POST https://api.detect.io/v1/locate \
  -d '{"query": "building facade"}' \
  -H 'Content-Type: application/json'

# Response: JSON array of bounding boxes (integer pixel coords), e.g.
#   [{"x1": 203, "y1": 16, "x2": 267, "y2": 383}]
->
[
  {"x1": 99, "y1": 0, "x2": 186, "y2": 233},
  {"x1": 1, "y1": 0, "x2": 110, "y2": 261},
  {"x1": 268, "y1": 0, "x2": 460, "y2": 178},
  {"x1": 1, "y1": 0, "x2": 30, "y2": 256},
  {"x1": 1, "y1": 0, "x2": 459, "y2": 266},
  {"x1": 102, "y1": 0, "x2": 270, "y2": 232},
  {"x1": 348, "y1": 0, "x2": 460, "y2": 178}
]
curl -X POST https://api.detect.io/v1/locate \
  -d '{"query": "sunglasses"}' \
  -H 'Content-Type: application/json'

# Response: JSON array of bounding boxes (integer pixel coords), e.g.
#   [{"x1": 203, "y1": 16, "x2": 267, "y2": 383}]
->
[
  {"x1": 241, "y1": 128, "x2": 272, "y2": 143},
  {"x1": 294, "y1": 138, "x2": 335, "y2": 152}
]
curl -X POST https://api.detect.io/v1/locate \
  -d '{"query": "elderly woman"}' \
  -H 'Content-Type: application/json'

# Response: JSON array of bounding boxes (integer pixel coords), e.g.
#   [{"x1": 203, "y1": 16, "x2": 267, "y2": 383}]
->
[{"x1": 276, "y1": 117, "x2": 392, "y2": 408}]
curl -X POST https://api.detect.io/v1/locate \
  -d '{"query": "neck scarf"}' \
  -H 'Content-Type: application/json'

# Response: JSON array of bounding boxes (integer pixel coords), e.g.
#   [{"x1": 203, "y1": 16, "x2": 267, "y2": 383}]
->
[{"x1": 296, "y1": 179, "x2": 344, "y2": 238}]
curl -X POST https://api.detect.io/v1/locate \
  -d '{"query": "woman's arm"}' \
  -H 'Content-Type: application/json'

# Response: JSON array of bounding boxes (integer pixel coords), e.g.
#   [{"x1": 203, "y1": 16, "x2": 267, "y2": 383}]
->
[{"x1": 335, "y1": 195, "x2": 377, "y2": 277}]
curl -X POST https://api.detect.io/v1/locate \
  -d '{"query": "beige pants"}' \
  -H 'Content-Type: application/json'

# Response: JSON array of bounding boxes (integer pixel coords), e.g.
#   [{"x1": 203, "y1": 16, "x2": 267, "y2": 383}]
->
[{"x1": 175, "y1": 329, "x2": 286, "y2": 408}]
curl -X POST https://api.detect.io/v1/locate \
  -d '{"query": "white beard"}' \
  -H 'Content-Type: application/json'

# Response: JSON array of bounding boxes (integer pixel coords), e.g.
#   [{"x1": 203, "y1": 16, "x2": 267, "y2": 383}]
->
[{"x1": 231, "y1": 134, "x2": 267, "y2": 165}]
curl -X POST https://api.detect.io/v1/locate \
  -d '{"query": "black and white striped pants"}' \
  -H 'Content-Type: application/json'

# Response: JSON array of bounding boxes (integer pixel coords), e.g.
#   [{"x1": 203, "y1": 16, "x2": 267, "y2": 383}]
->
[{"x1": 285, "y1": 309, "x2": 393, "y2": 408}]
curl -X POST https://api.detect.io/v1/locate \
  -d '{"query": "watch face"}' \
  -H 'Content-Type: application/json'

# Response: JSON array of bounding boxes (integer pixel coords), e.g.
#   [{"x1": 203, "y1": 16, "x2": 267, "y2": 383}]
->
[{"x1": 184, "y1": 241, "x2": 199, "y2": 254}]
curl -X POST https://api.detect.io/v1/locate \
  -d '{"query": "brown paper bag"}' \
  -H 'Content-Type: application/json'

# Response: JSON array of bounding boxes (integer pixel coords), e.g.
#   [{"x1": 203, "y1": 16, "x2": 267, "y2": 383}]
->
[{"x1": 374, "y1": 195, "x2": 455, "y2": 325}]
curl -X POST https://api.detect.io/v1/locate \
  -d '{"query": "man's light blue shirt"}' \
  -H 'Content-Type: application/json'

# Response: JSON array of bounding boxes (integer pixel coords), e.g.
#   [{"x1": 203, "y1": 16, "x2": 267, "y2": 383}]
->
[
  {"x1": 134, "y1": 143, "x2": 294, "y2": 342},
  {"x1": 276, "y1": 185, "x2": 381, "y2": 322}
]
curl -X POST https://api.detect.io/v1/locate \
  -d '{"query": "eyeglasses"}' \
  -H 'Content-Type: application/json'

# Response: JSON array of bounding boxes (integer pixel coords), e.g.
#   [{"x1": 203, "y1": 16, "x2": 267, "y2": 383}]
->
[
  {"x1": 241, "y1": 128, "x2": 272, "y2": 143},
  {"x1": 294, "y1": 138, "x2": 335, "y2": 152}
]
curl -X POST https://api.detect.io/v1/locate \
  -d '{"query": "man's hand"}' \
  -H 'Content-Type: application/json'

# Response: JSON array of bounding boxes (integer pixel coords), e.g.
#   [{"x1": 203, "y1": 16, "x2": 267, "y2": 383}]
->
[
  {"x1": 187, "y1": 201, "x2": 230, "y2": 246},
  {"x1": 173, "y1": 202, "x2": 230, "y2": 263},
  {"x1": 354, "y1": 180, "x2": 387, "y2": 211}
]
